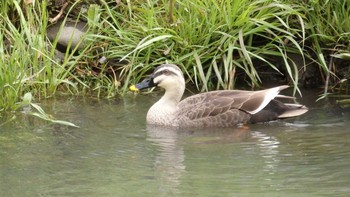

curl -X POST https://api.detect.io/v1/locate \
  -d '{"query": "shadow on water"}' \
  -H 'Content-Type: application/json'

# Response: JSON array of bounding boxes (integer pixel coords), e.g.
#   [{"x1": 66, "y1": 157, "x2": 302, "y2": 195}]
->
[{"x1": 0, "y1": 91, "x2": 350, "y2": 196}]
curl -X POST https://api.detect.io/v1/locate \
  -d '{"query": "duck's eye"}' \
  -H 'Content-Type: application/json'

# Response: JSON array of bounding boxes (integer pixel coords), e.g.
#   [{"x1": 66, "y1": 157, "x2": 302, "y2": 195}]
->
[{"x1": 162, "y1": 69, "x2": 170, "y2": 75}]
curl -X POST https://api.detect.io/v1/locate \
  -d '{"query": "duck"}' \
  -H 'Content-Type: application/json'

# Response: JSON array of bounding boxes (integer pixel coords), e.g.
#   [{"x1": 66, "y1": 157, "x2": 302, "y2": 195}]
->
[{"x1": 130, "y1": 64, "x2": 308, "y2": 128}]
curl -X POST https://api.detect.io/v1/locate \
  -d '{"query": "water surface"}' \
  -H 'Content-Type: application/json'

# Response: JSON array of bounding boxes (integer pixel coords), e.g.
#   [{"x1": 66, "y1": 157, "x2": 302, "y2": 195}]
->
[{"x1": 0, "y1": 93, "x2": 350, "y2": 196}]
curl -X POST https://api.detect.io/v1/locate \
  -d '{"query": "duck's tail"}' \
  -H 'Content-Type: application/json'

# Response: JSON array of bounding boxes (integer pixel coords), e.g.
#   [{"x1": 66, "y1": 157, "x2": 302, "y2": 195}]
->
[
  {"x1": 277, "y1": 103, "x2": 308, "y2": 118},
  {"x1": 249, "y1": 96, "x2": 308, "y2": 123}
]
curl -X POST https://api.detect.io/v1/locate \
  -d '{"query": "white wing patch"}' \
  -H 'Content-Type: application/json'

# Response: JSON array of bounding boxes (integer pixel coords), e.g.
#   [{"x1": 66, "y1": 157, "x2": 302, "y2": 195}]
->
[{"x1": 247, "y1": 87, "x2": 281, "y2": 114}]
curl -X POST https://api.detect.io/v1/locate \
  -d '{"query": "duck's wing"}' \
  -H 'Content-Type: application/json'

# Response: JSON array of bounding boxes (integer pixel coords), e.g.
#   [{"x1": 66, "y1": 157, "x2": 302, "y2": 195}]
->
[{"x1": 176, "y1": 86, "x2": 289, "y2": 124}]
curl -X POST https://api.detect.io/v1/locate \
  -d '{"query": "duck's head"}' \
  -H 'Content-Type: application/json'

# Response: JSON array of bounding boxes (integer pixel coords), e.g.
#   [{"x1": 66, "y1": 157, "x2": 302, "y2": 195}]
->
[{"x1": 130, "y1": 64, "x2": 185, "y2": 94}]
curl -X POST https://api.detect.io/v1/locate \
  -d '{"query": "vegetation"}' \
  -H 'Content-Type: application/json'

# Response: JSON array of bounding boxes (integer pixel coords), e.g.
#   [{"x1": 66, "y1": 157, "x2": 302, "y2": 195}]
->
[
  {"x1": 97, "y1": 0, "x2": 306, "y2": 94},
  {"x1": 0, "y1": 0, "x2": 83, "y2": 111},
  {"x1": 0, "y1": 0, "x2": 349, "y2": 114},
  {"x1": 300, "y1": 0, "x2": 350, "y2": 99}
]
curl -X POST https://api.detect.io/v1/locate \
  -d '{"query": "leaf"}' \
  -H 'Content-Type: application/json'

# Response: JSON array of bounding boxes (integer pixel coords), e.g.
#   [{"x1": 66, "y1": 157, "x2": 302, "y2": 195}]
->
[
  {"x1": 22, "y1": 92, "x2": 33, "y2": 104},
  {"x1": 30, "y1": 103, "x2": 80, "y2": 128},
  {"x1": 332, "y1": 53, "x2": 350, "y2": 60},
  {"x1": 30, "y1": 103, "x2": 47, "y2": 116},
  {"x1": 193, "y1": 51, "x2": 208, "y2": 91},
  {"x1": 120, "y1": 35, "x2": 173, "y2": 61},
  {"x1": 50, "y1": 120, "x2": 80, "y2": 128}
]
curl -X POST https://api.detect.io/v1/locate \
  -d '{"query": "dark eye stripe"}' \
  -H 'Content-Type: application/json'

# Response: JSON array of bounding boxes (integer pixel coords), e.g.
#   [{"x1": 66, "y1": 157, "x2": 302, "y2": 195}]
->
[{"x1": 153, "y1": 69, "x2": 178, "y2": 78}]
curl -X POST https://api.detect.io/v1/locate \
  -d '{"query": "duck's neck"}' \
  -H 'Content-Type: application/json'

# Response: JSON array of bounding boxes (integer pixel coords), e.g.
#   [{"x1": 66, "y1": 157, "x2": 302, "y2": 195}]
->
[
  {"x1": 159, "y1": 85, "x2": 184, "y2": 106},
  {"x1": 147, "y1": 84, "x2": 184, "y2": 126}
]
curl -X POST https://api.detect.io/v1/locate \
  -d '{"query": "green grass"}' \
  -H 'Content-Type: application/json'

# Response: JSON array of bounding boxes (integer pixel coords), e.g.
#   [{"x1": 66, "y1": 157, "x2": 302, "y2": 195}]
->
[
  {"x1": 0, "y1": 1, "x2": 59, "y2": 109},
  {"x1": 95, "y1": 0, "x2": 306, "y2": 95},
  {"x1": 299, "y1": 0, "x2": 350, "y2": 95},
  {"x1": 0, "y1": 0, "x2": 349, "y2": 113},
  {"x1": 0, "y1": 0, "x2": 91, "y2": 110}
]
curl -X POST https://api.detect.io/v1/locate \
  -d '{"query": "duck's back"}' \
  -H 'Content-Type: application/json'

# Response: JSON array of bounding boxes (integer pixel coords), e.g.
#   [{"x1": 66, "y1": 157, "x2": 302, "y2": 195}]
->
[
  {"x1": 175, "y1": 90, "x2": 256, "y2": 127},
  {"x1": 174, "y1": 86, "x2": 306, "y2": 128}
]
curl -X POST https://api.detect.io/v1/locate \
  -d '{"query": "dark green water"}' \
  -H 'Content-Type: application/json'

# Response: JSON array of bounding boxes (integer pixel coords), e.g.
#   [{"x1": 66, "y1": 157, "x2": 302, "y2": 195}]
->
[{"x1": 0, "y1": 93, "x2": 350, "y2": 196}]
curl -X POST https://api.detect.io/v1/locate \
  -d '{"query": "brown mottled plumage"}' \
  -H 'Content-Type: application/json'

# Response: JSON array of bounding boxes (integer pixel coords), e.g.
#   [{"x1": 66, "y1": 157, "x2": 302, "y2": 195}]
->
[{"x1": 130, "y1": 64, "x2": 308, "y2": 128}]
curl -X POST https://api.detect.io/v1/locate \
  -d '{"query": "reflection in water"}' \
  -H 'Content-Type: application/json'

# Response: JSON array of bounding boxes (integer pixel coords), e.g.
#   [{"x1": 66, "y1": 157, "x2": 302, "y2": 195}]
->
[
  {"x1": 146, "y1": 125, "x2": 185, "y2": 196},
  {"x1": 146, "y1": 125, "x2": 285, "y2": 195},
  {"x1": 1, "y1": 95, "x2": 350, "y2": 196},
  {"x1": 252, "y1": 131, "x2": 280, "y2": 175}
]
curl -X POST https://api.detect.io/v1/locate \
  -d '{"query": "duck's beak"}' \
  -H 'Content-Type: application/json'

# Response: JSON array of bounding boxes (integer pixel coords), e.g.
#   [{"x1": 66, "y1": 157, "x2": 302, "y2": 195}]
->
[{"x1": 129, "y1": 77, "x2": 156, "y2": 91}]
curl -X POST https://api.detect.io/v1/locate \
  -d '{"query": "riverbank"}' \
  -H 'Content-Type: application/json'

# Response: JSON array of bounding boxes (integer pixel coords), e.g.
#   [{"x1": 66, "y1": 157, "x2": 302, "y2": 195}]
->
[{"x1": 0, "y1": 0, "x2": 349, "y2": 112}]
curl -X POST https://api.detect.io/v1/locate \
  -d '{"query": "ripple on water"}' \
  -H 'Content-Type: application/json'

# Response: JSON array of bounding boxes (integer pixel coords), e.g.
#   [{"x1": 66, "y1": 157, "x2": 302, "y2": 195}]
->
[{"x1": 1, "y1": 96, "x2": 350, "y2": 196}]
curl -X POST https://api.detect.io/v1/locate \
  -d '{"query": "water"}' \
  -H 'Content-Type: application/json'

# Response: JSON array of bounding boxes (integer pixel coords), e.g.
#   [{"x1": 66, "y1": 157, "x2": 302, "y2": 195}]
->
[{"x1": 0, "y1": 93, "x2": 350, "y2": 196}]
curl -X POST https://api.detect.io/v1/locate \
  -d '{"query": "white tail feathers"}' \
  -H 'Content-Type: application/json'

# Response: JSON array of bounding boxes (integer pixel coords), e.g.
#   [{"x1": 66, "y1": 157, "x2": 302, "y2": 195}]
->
[{"x1": 278, "y1": 104, "x2": 308, "y2": 118}]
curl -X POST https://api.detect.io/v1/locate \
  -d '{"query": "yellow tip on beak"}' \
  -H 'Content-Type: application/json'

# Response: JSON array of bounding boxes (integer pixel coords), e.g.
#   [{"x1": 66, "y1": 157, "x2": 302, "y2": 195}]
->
[{"x1": 129, "y1": 85, "x2": 139, "y2": 91}]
